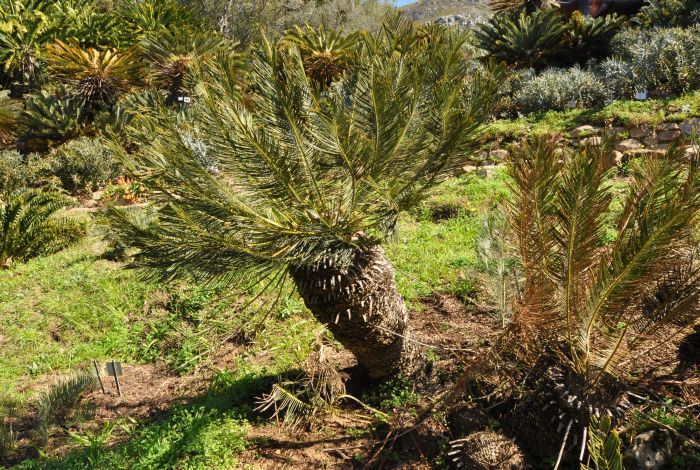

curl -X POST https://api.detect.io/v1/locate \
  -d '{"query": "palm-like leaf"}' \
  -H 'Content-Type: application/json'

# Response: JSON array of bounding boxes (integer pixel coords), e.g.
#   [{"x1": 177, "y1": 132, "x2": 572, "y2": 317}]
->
[
  {"x1": 0, "y1": 0, "x2": 56, "y2": 91},
  {"x1": 475, "y1": 8, "x2": 567, "y2": 69},
  {"x1": 508, "y1": 137, "x2": 700, "y2": 388},
  {"x1": 109, "y1": 22, "x2": 502, "y2": 285},
  {"x1": 583, "y1": 416, "x2": 623, "y2": 470},
  {"x1": 283, "y1": 25, "x2": 361, "y2": 87},
  {"x1": 47, "y1": 40, "x2": 138, "y2": 112},
  {"x1": 18, "y1": 89, "x2": 85, "y2": 151},
  {"x1": 141, "y1": 29, "x2": 231, "y2": 103},
  {"x1": 0, "y1": 189, "x2": 85, "y2": 267}
]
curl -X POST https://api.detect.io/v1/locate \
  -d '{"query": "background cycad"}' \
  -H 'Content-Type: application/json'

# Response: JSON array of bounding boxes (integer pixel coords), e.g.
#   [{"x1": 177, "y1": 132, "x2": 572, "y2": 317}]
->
[{"x1": 0, "y1": 189, "x2": 85, "y2": 267}]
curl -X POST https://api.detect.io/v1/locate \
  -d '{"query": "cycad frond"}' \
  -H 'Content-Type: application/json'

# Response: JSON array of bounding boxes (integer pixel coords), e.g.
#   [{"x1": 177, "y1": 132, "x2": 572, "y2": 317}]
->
[
  {"x1": 584, "y1": 416, "x2": 623, "y2": 470},
  {"x1": 47, "y1": 40, "x2": 137, "y2": 108},
  {"x1": 475, "y1": 8, "x2": 567, "y2": 69},
  {"x1": 141, "y1": 28, "x2": 231, "y2": 102},
  {"x1": 282, "y1": 25, "x2": 361, "y2": 86},
  {"x1": 508, "y1": 138, "x2": 700, "y2": 388},
  {"x1": 0, "y1": 189, "x2": 85, "y2": 267},
  {"x1": 108, "y1": 21, "x2": 503, "y2": 286}
]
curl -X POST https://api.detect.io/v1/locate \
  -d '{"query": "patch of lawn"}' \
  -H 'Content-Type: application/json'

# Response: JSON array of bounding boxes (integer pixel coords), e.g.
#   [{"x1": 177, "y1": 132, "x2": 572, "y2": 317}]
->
[
  {"x1": 0, "y1": 234, "x2": 153, "y2": 402},
  {"x1": 387, "y1": 170, "x2": 509, "y2": 305},
  {"x1": 484, "y1": 90, "x2": 700, "y2": 142}
]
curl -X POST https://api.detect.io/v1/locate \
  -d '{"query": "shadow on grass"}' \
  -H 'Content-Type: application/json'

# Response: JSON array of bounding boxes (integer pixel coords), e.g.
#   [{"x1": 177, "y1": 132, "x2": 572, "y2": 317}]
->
[{"x1": 14, "y1": 368, "x2": 301, "y2": 470}]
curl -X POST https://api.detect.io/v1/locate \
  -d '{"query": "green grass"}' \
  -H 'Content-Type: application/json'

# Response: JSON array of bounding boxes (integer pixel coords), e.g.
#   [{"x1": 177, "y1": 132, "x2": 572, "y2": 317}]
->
[
  {"x1": 387, "y1": 169, "x2": 509, "y2": 304},
  {"x1": 0, "y1": 233, "x2": 153, "y2": 402},
  {"x1": 484, "y1": 90, "x2": 700, "y2": 142},
  {"x1": 2, "y1": 172, "x2": 506, "y2": 467}
]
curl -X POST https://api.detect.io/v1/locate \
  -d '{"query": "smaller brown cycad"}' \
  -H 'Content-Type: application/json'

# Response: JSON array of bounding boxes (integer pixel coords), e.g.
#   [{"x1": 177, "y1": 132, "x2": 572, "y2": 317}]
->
[{"x1": 506, "y1": 136, "x2": 700, "y2": 457}]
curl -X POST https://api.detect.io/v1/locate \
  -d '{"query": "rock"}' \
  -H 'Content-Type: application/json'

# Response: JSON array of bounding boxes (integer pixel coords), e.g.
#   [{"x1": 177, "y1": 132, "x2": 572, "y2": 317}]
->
[
  {"x1": 623, "y1": 430, "x2": 672, "y2": 470},
  {"x1": 657, "y1": 129, "x2": 682, "y2": 142},
  {"x1": 643, "y1": 136, "x2": 659, "y2": 148},
  {"x1": 450, "y1": 431, "x2": 525, "y2": 470},
  {"x1": 490, "y1": 148, "x2": 509, "y2": 160},
  {"x1": 610, "y1": 126, "x2": 628, "y2": 138},
  {"x1": 478, "y1": 165, "x2": 498, "y2": 178},
  {"x1": 610, "y1": 150, "x2": 624, "y2": 167},
  {"x1": 656, "y1": 122, "x2": 680, "y2": 132},
  {"x1": 580, "y1": 136, "x2": 603, "y2": 146},
  {"x1": 630, "y1": 126, "x2": 652, "y2": 139},
  {"x1": 461, "y1": 165, "x2": 477, "y2": 174},
  {"x1": 680, "y1": 118, "x2": 700, "y2": 136},
  {"x1": 685, "y1": 145, "x2": 699, "y2": 158},
  {"x1": 626, "y1": 148, "x2": 666, "y2": 159},
  {"x1": 615, "y1": 139, "x2": 643, "y2": 152},
  {"x1": 571, "y1": 125, "x2": 602, "y2": 138}
]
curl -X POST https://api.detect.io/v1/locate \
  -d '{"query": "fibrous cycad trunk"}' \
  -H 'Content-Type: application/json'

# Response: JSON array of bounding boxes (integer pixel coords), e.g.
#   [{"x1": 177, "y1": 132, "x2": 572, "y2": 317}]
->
[{"x1": 290, "y1": 247, "x2": 421, "y2": 380}]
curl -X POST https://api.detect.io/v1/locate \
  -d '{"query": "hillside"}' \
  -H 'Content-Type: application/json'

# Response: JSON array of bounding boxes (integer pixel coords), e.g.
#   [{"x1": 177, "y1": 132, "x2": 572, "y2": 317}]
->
[{"x1": 400, "y1": 0, "x2": 492, "y2": 25}]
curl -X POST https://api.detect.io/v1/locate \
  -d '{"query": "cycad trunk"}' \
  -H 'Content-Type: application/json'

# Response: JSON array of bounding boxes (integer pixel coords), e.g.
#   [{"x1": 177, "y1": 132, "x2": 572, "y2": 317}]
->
[{"x1": 290, "y1": 247, "x2": 421, "y2": 380}]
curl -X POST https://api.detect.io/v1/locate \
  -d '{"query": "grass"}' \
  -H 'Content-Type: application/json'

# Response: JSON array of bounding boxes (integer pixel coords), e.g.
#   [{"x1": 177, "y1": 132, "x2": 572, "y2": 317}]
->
[
  {"x1": 387, "y1": 169, "x2": 509, "y2": 305},
  {"x1": 484, "y1": 90, "x2": 700, "y2": 142},
  {"x1": 1, "y1": 172, "x2": 507, "y2": 467},
  {"x1": 0, "y1": 232, "x2": 153, "y2": 402}
]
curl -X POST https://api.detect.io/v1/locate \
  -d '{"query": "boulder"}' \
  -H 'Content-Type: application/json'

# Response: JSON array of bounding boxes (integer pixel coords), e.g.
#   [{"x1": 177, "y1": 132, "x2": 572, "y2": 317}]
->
[
  {"x1": 461, "y1": 165, "x2": 478, "y2": 174},
  {"x1": 580, "y1": 136, "x2": 603, "y2": 146},
  {"x1": 657, "y1": 129, "x2": 682, "y2": 142},
  {"x1": 643, "y1": 136, "x2": 659, "y2": 148},
  {"x1": 656, "y1": 122, "x2": 680, "y2": 132},
  {"x1": 615, "y1": 139, "x2": 643, "y2": 152},
  {"x1": 478, "y1": 165, "x2": 498, "y2": 178},
  {"x1": 685, "y1": 146, "x2": 699, "y2": 158},
  {"x1": 623, "y1": 430, "x2": 672, "y2": 470},
  {"x1": 629, "y1": 126, "x2": 652, "y2": 139},
  {"x1": 571, "y1": 125, "x2": 602, "y2": 138},
  {"x1": 490, "y1": 149, "x2": 509, "y2": 160},
  {"x1": 626, "y1": 148, "x2": 666, "y2": 159},
  {"x1": 680, "y1": 118, "x2": 700, "y2": 136}
]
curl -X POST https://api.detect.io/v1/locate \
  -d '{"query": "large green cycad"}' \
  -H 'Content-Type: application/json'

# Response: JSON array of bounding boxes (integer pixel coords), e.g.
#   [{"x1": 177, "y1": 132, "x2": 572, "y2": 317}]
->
[{"x1": 109, "y1": 21, "x2": 502, "y2": 378}]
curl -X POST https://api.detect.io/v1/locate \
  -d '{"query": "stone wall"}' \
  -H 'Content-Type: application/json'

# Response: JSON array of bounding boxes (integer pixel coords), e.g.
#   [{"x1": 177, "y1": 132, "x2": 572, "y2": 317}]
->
[{"x1": 465, "y1": 118, "x2": 700, "y2": 176}]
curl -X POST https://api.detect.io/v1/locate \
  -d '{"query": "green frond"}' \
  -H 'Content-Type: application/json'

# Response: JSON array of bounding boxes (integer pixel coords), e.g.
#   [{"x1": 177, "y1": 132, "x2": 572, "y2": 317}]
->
[
  {"x1": 0, "y1": 188, "x2": 86, "y2": 267},
  {"x1": 584, "y1": 416, "x2": 623, "y2": 470},
  {"x1": 475, "y1": 8, "x2": 568, "y2": 69},
  {"x1": 107, "y1": 19, "x2": 502, "y2": 287}
]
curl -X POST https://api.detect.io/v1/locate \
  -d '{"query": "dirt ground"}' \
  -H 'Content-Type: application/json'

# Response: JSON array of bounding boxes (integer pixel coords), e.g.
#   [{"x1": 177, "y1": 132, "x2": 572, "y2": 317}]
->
[{"x1": 6, "y1": 295, "x2": 699, "y2": 469}]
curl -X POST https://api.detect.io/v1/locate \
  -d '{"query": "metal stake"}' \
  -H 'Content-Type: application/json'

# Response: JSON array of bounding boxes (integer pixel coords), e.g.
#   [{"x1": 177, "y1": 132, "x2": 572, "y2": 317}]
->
[
  {"x1": 111, "y1": 360, "x2": 122, "y2": 397},
  {"x1": 93, "y1": 359, "x2": 105, "y2": 394}
]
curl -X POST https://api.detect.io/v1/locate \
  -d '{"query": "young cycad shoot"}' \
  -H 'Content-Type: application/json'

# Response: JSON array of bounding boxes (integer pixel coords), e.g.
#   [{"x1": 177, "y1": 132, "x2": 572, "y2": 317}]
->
[{"x1": 107, "y1": 20, "x2": 503, "y2": 379}]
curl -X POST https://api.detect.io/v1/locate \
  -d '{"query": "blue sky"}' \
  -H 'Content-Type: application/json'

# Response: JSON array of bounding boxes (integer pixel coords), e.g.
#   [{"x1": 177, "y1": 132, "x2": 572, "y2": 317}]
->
[{"x1": 395, "y1": 0, "x2": 415, "y2": 6}]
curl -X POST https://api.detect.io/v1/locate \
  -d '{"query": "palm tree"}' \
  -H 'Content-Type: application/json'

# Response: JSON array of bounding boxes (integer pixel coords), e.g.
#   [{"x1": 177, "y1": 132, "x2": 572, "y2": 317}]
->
[
  {"x1": 0, "y1": 0, "x2": 57, "y2": 95},
  {"x1": 0, "y1": 189, "x2": 85, "y2": 268},
  {"x1": 282, "y1": 25, "x2": 361, "y2": 87},
  {"x1": 46, "y1": 40, "x2": 138, "y2": 118},
  {"x1": 108, "y1": 21, "x2": 502, "y2": 379},
  {"x1": 507, "y1": 136, "x2": 700, "y2": 459}
]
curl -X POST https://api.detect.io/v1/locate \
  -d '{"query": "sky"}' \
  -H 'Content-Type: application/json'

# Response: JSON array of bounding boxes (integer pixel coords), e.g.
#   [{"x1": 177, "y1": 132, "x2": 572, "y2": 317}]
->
[{"x1": 395, "y1": 0, "x2": 415, "y2": 6}]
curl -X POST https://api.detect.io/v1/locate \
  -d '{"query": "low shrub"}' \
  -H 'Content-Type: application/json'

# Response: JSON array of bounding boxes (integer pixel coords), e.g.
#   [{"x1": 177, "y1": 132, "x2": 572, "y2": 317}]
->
[
  {"x1": 46, "y1": 137, "x2": 121, "y2": 194},
  {"x1": 604, "y1": 27, "x2": 700, "y2": 98},
  {"x1": 0, "y1": 151, "x2": 29, "y2": 199},
  {"x1": 514, "y1": 66, "x2": 608, "y2": 113},
  {"x1": 635, "y1": 0, "x2": 700, "y2": 28}
]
